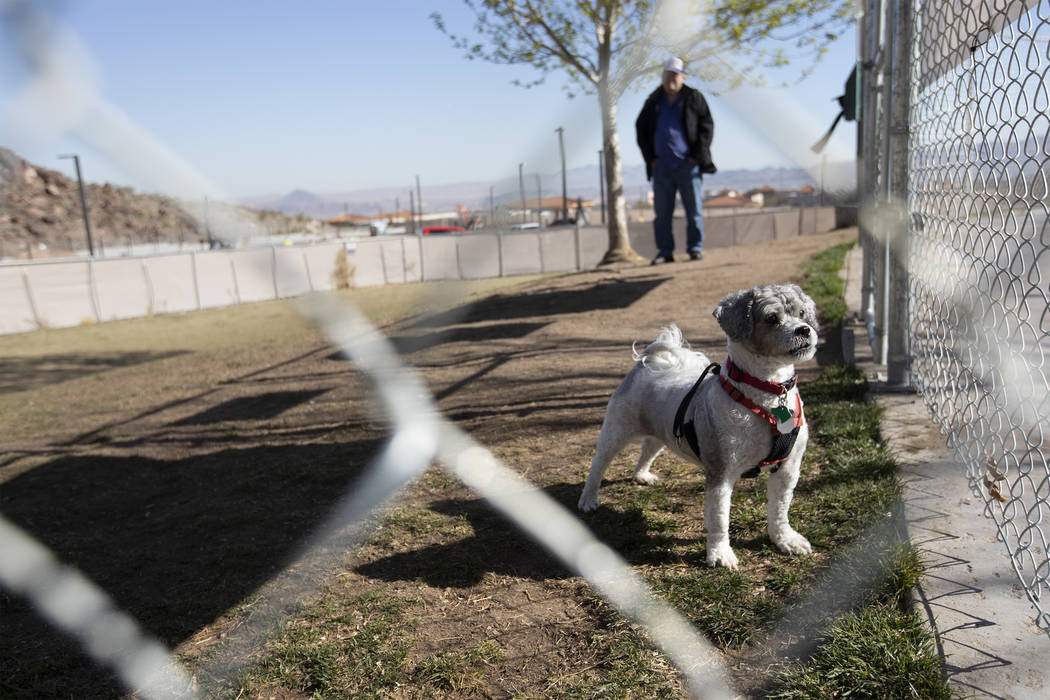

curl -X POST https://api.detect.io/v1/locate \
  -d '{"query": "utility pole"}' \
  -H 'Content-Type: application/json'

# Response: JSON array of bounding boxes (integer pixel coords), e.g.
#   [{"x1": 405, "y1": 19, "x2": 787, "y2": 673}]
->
[
  {"x1": 58, "y1": 154, "x2": 95, "y2": 256},
  {"x1": 489, "y1": 186, "x2": 495, "y2": 226},
  {"x1": 556, "y1": 127, "x2": 567, "y2": 222},
  {"x1": 598, "y1": 149, "x2": 606, "y2": 225},
  {"x1": 518, "y1": 163, "x2": 526, "y2": 225},
  {"x1": 409, "y1": 190, "x2": 416, "y2": 233}
]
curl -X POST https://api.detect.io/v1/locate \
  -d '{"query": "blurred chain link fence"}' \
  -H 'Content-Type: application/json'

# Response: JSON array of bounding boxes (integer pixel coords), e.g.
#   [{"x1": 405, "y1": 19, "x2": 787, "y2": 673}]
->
[{"x1": 859, "y1": 0, "x2": 1050, "y2": 633}]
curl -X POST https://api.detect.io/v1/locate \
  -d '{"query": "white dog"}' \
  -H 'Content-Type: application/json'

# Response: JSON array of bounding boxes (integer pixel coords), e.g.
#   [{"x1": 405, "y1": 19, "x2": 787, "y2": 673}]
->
[{"x1": 578, "y1": 284, "x2": 819, "y2": 569}]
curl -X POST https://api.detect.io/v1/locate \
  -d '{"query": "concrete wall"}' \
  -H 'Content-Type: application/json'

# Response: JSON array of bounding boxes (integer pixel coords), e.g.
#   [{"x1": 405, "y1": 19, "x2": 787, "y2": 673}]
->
[{"x1": 0, "y1": 207, "x2": 841, "y2": 335}]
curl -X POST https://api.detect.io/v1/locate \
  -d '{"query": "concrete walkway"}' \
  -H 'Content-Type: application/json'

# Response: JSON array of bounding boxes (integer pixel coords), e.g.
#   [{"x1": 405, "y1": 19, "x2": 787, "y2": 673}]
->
[{"x1": 842, "y1": 245, "x2": 1048, "y2": 699}]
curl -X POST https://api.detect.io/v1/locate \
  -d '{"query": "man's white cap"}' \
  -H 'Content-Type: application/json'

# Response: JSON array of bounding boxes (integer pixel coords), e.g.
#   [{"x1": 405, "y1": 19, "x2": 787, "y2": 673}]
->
[{"x1": 663, "y1": 57, "x2": 684, "y2": 74}]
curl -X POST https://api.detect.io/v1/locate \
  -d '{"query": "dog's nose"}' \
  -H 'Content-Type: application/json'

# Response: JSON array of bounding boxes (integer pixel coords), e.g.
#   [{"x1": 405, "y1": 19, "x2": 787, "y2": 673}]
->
[{"x1": 795, "y1": 326, "x2": 812, "y2": 338}]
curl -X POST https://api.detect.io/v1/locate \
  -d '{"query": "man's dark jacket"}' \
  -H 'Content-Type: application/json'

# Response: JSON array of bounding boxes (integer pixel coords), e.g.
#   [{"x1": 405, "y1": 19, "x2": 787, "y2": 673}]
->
[{"x1": 636, "y1": 84, "x2": 716, "y2": 180}]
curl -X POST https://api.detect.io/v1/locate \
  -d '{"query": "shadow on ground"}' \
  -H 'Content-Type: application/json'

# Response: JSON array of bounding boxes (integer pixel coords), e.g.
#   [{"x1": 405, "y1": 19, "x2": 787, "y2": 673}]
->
[
  {"x1": 0, "y1": 437, "x2": 381, "y2": 697},
  {"x1": 0, "y1": 350, "x2": 189, "y2": 394},
  {"x1": 410, "y1": 276, "x2": 670, "y2": 328},
  {"x1": 357, "y1": 481, "x2": 689, "y2": 588}
]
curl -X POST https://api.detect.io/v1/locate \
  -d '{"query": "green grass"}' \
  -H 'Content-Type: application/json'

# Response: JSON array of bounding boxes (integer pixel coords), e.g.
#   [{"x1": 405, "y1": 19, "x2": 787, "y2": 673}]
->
[
  {"x1": 801, "y1": 240, "x2": 854, "y2": 325},
  {"x1": 237, "y1": 587, "x2": 416, "y2": 699},
  {"x1": 767, "y1": 605, "x2": 950, "y2": 699},
  {"x1": 414, "y1": 639, "x2": 504, "y2": 693}
]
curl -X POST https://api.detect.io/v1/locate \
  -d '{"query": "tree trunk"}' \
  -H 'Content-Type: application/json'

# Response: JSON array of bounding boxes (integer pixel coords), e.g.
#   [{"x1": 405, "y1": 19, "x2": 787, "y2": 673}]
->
[
  {"x1": 596, "y1": 18, "x2": 642, "y2": 266},
  {"x1": 598, "y1": 95, "x2": 642, "y2": 264}
]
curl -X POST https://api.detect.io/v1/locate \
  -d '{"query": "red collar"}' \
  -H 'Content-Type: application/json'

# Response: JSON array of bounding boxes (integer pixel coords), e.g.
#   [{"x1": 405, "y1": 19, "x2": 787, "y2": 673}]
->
[{"x1": 724, "y1": 356, "x2": 797, "y2": 395}]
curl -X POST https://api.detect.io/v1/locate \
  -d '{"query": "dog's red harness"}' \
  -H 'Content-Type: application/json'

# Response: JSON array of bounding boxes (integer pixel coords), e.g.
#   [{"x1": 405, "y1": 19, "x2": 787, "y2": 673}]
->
[{"x1": 672, "y1": 357, "x2": 804, "y2": 478}]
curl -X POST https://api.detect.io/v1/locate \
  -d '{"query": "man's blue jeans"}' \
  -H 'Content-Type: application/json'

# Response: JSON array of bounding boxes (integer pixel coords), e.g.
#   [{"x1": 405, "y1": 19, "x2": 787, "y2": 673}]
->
[{"x1": 653, "y1": 162, "x2": 704, "y2": 258}]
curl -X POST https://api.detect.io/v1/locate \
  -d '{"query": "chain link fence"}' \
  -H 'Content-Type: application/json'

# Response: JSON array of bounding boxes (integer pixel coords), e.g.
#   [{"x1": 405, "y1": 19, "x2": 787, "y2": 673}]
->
[{"x1": 859, "y1": 0, "x2": 1050, "y2": 634}]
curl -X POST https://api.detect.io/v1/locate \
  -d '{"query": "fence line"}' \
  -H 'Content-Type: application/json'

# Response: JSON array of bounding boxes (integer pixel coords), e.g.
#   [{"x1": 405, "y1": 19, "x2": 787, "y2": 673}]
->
[
  {"x1": 859, "y1": 0, "x2": 1050, "y2": 634},
  {"x1": 0, "y1": 208, "x2": 842, "y2": 336}
]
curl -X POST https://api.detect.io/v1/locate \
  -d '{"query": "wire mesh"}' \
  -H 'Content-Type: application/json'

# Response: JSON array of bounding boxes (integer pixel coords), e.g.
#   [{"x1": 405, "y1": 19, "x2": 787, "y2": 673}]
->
[
  {"x1": 861, "y1": 0, "x2": 1050, "y2": 633},
  {"x1": 3, "y1": 0, "x2": 996, "y2": 696}
]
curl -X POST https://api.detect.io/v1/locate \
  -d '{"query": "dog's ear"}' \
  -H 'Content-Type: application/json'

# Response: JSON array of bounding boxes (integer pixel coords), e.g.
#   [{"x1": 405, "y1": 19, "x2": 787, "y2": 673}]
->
[
  {"x1": 789, "y1": 284, "x2": 820, "y2": 331},
  {"x1": 713, "y1": 288, "x2": 755, "y2": 341}
]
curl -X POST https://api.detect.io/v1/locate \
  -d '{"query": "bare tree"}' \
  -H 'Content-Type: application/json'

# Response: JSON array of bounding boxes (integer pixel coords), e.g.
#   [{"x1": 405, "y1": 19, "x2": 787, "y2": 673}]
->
[{"x1": 433, "y1": 0, "x2": 851, "y2": 264}]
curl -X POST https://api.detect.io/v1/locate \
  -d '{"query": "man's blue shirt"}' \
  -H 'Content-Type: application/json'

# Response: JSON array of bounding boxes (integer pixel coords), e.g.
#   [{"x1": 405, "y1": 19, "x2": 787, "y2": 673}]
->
[{"x1": 654, "y1": 93, "x2": 689, "y2": 172}]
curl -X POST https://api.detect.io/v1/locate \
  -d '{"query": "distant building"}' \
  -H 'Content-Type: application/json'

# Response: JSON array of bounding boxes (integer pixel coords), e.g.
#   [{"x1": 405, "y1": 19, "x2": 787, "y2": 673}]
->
[
  {"x1": 508, "y1": 196, "x2": 596, "y2": 225},
  {"x1": 703, "y1": 191, "x2": 753, "y2": 209}
]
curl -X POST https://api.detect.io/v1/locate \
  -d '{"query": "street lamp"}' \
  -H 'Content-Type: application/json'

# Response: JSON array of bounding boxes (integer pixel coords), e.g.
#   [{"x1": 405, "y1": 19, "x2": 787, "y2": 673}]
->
[{"x1": 58, "y1": 154, "x2": 95, "y2": 256}]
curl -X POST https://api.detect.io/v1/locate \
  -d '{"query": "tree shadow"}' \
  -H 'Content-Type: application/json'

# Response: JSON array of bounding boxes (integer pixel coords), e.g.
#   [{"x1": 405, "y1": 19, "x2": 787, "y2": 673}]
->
[
  {"x1": 171, "y1": 388, "x2": 331, "y2": 425},
  {"x1": 409, "y1": 276, "x2": 670, "y2": 328},
  {"x1": 0, "y1": 437, "x2": 380, "y2": 697},
  {"x1": 0, "y1": 350, "x2": 189, "y2": 394}
]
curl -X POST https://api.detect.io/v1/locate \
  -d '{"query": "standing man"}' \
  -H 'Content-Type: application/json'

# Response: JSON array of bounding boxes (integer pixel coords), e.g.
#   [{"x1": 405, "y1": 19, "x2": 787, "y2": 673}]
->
[{"x1": 636, "y1": 57, "x2": 716, "y2": 264}]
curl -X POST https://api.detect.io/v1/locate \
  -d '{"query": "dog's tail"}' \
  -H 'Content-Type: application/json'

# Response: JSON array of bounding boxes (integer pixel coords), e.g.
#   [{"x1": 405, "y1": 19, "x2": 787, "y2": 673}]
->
[{"x1": 632, "y1": 324, "x2": 692, "y2": 372}]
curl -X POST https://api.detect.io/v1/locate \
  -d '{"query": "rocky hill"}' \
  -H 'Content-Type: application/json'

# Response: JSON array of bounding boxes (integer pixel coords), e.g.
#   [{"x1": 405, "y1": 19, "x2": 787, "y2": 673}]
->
[{"x1": 0, "y1": 147, "x2": 300, "y2": 260}]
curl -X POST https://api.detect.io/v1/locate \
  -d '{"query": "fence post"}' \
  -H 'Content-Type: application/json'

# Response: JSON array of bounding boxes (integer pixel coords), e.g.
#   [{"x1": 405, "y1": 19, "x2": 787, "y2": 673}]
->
[
  {"x1": 574, "y1": 218, "x2": 582, "y2": 271},
  {"x1": 141, "y1": 261, "x2": 155, "y2": 314},
  {"x1": 498, "y1": 232, "x2": 504, "y2": 277},
  {"x1": 191, "y1": 250, "x2": 203, "y2": 310},
  {"x1": 87, "y1": 257, "x2": 101, "y2": 322},
  {"x1": 379, "y1": 242, "x2": 389, "y2": 285},
  {"x1": 271, "y1": 246, "x2": 279, "y2": 299},
  {"x1": 22, "y1": 271, "x2": 42, "y2": 329},
  {"x1": 858, "y1": 0, "x2": 881, "y2": 357},
  {"x1": 886, "y1": 0, "x2": 913, "y2": 387},
  {"x1": 418, "y1": 234, "x2": 426, "y2": 282},
  {"x1": 229, "y1": 257, "x2": 241, "y2": 304},
  {"x1": 303, "y1": 251, "x2": 315, "y2": 292},
  {"x1": 537, "y1": 232, "x2": 545, "y2": 273},
  {"x1": 400, "y1": 237, "x2": 408, "y2": 284}
]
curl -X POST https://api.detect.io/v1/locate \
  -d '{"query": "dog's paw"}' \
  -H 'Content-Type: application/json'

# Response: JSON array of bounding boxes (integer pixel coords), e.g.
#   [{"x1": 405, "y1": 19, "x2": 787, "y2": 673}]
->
[
  {"x1": 772, "y1": 529, "x2": 812, "y2": 556},
  {"x1": 578, "y1": 493, "x2": 600, "y2": 512},
  {"x1": 633, "y1": 470, "x2": 659, "y2": 486},
  {"x1": 706, "y1": 542, "x2": 739, "y2": 569}
]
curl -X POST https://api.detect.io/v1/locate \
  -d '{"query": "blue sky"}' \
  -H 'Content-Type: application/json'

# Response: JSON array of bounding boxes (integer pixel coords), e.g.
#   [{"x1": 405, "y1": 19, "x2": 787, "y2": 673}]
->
[{"x1": 1, "y1": 1, "x2": 857, "y2": 200}]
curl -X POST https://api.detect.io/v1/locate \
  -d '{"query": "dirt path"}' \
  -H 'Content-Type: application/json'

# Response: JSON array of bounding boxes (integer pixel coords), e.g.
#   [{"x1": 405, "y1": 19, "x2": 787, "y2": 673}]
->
[{"x1": 0, "y1": 229, "x2": 856, "y2": 698}]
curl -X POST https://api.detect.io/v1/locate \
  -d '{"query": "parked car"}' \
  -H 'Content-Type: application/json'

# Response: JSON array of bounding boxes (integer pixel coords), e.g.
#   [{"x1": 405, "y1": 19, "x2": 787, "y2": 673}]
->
[{"x1": 421, "y1": 226, "x2": 466, "y2": 235}]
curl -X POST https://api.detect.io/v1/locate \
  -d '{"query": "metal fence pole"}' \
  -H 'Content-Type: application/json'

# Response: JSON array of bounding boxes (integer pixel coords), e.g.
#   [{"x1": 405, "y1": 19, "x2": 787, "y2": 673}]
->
[
  {"x1": 886, "y1": 0, "x2": 912, "y2": 387},
  {"x1": 191, "y1": 251, "x2": 203, "y2": 311},
  {"x1": 574, "y1": 218, "x2": 582, "y2": 271},
  {"x1": 498, "y1": 232, "x2": 505, "y2": 277},
  {"x1": 21, "y1": 271, "x2": 42, "y2": 329},
  {"x1": 87, "y1": 257, "x2": 102, "y2": 322}
]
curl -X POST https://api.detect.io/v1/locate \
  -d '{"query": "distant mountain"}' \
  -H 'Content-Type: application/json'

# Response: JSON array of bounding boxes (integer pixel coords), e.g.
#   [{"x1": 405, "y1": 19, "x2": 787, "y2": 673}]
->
[{"x1": 240, "y1": 162, "x2": 855, "y2": 219}]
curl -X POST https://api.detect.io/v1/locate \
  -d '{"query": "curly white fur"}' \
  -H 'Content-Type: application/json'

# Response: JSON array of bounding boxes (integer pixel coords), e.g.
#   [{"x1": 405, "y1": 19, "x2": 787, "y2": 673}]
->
[{"x1": 579, "y1": 284, "x2": 819, "y2": 569}]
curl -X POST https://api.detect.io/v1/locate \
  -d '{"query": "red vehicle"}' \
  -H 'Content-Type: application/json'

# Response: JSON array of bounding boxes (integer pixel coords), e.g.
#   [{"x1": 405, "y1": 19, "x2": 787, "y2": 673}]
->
[{"x1": 421, "y1": 226, "x2": 466, "y2": 236}]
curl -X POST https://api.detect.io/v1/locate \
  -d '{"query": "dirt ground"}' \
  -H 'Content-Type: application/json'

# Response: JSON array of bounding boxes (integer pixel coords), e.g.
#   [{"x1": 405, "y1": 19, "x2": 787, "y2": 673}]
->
[{"x1": 0, "y1": 229, "x2": 856, "y2": 698}]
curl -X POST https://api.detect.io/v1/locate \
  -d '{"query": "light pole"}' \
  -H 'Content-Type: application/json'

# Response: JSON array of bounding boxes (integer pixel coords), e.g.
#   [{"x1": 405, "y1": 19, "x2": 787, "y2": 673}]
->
[
  {"x1": 518, "y1": 163, "x2": 526, "y2": 225},
  {"x1": 556, "y1": 127, "x2": 567, "y2": 222},
  {"x1": 58, "y1": 154, "x2": 95, "y2": 256}
]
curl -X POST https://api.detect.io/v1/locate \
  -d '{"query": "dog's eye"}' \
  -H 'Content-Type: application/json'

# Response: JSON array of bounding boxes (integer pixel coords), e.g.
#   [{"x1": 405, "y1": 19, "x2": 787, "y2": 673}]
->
[{"x1": 765, "y1": 313, "x2": 779, "y2": 325}]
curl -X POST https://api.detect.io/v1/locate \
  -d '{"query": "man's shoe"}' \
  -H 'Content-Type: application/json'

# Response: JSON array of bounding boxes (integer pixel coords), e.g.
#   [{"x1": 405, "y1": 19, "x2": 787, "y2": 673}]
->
[
  {"x1": 688, "y1": 250, "x2": 703, "y2": 261},
  {"x1": 651, "y1": 254, "x2": 673, "y2": 265}
]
